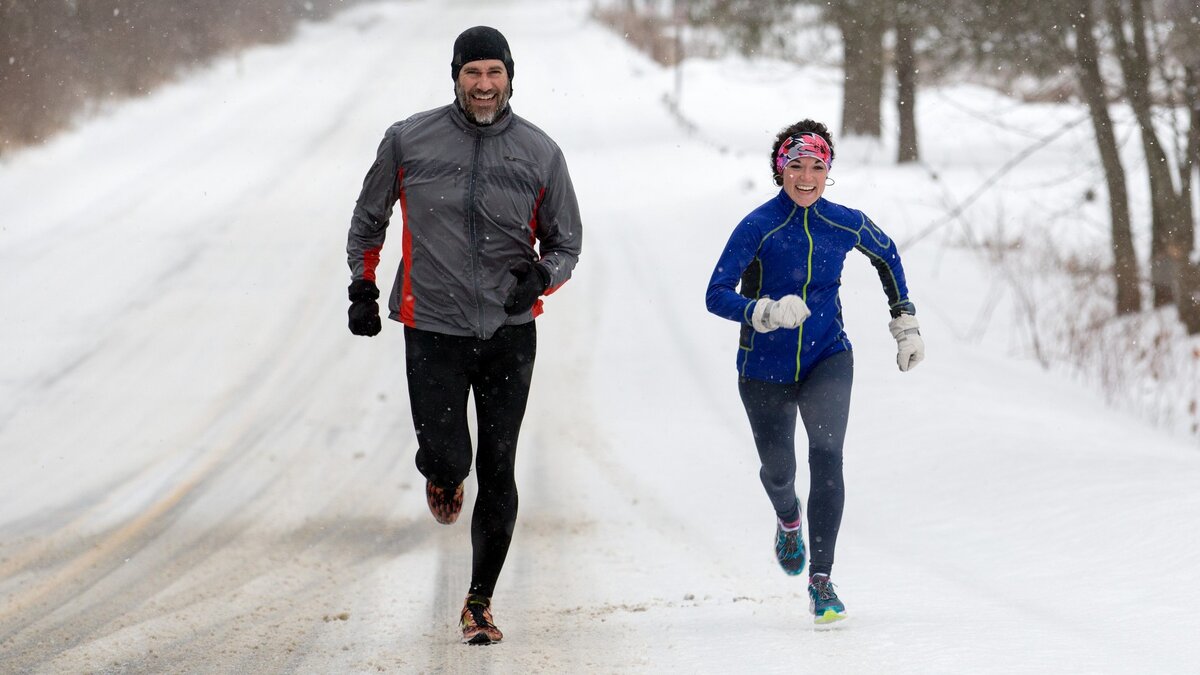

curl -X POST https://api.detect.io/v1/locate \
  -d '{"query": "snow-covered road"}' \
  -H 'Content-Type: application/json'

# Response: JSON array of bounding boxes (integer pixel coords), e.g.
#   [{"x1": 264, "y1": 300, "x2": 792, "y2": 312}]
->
[{"x1": 2, "y1": 1, "x2": 1199, "y2": 672}]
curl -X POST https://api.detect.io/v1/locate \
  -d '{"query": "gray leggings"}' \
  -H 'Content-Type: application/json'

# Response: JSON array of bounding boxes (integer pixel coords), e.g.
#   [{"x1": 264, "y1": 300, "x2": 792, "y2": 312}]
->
[{"x1": 737, "y1": 350, "x2": 853, "y2": 577}]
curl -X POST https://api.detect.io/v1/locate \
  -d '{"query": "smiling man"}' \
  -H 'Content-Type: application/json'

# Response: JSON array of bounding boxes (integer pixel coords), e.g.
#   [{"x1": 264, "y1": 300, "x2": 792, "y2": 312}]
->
[
  {"x1": 344, "y1": 26, "x2": 583, "y2": 645},
  {"x1": 454, "y1": 55, "x2": 509, "y2": 124}
]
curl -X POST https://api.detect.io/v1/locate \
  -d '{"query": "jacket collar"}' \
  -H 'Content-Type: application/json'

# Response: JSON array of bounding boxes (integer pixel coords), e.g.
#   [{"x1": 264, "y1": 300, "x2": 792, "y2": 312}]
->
[{"x1": 449, "y1": 100, "x2": 514, "y2": 137}]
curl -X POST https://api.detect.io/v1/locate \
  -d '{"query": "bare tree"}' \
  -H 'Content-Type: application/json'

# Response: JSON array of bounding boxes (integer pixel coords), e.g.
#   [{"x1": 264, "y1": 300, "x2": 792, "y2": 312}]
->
[
  {"x1": 894, "y1": 0, "x2": 919, "y2": 162},
  {"x1": 682, "y1": 0, "x2": 900, "y2": 144},
  {"x1": 927, "y1": 0, "x2": 1141, "y2": 315},
  {"x1": 0, "y1": 0, "x2": 362, "y2": 153},
  {"x1": 681, "y1": 0, "x2": 794, "y2": 56},
  {"x1": 1067, "y1": 0, "x2": 1143, "y2": 314},
  {"x1": 827, "y1": 0, "x2": 889, "y2": 138},
  {"x1": 1104, "y1": 0, "x2": 1189, "y2": 307},
  {"x1": 1156, "y1": 0, "x2": 1200, "y2": 332}
]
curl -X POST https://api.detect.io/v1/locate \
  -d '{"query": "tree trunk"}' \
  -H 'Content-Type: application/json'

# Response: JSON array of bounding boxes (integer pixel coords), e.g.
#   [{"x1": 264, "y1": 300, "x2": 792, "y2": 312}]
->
[
  {"x1": 1072, "y1": 0, "x2": 1142, "y2": 315},
  {"x1": 1184, "y1": 66, "x2": 1199, "y2": 213},
  {"x1": 894, "y1": 0, "x2": 919, "y2": 163},
  {"x1": 837, "y1": 7, "x2": 887, "y2": 138},
  {"x1": 1177, "y1": 65, "x2": 1200, "y2": 334},
  {"x1": 1105, "y1": 0, "x2": 1191, "y2": 307}
]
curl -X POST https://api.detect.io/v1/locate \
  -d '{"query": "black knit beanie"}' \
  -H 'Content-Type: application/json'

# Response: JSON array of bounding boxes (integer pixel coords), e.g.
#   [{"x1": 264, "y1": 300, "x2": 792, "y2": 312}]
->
[{"x1": 450, "y1": 26, "x2": 514, "y2": 81}]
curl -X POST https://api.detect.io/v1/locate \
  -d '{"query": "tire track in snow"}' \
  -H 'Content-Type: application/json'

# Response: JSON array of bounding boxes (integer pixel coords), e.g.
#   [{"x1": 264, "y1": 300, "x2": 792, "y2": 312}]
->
[
  {"x1": 1, "y1": 111, "x2": 398, "y2": 666},
  {"x1": 0, "y1": 274, "x2": 332, "y2": 660}
]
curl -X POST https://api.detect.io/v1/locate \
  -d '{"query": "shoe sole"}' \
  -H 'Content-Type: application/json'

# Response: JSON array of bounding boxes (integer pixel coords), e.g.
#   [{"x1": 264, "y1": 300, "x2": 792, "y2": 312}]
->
[
  {"x1": 463, "y1": 633, "x2": 501, "y2": 645},
  {"x1": 779, "y1": 561, "x2": 806, "y2": 576},
  {"x1": 813, "y1": 609, "x2": 848, "y2": 628},
  {"x1": 427, "y1": 483, "x2": 464, "y2": 524},
  {"x1": 775, "y1": 530, "x2": 806, "y2": 576}
]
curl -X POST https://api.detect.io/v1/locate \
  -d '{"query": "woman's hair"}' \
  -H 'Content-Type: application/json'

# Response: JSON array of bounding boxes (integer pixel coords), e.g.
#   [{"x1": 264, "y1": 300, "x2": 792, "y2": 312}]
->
[{"x1": 770, "y1": 119, "x2": 835, "y2": 186}]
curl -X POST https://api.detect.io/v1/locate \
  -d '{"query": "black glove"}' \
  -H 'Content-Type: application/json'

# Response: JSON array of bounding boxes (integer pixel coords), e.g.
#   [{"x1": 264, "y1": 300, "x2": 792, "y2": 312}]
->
[
  {"x1": 503, "y1": 261, "x2": 551, "y2": 315},
  {"x1": 347, "y1": 278, "x2": 382, "y2": 336}
]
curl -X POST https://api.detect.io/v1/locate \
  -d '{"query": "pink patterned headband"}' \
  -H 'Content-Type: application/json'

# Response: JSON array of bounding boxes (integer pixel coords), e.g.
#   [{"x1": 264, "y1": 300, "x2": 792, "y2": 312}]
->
[{"x1": 775, "y1": 133, "x2": 832, "y2": 172}]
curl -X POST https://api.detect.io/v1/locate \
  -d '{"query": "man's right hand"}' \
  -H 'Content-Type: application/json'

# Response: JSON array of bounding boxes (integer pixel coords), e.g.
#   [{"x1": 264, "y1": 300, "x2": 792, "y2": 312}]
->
[{"x1": 348, "y1": 279, "x2": 382, "y2": 337}]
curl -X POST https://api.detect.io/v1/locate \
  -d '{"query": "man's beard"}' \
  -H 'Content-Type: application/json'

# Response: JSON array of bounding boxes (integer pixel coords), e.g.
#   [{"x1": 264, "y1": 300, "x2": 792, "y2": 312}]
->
[{"x1": 455, "y1": 82, "x2": 511, "y2": 125}]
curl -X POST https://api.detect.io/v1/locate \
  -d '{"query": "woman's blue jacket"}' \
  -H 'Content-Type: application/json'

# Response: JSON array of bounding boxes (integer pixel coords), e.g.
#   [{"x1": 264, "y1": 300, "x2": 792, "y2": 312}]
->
[{"x1": 706, "y1": 190, "x2": 915, "y2": 383}]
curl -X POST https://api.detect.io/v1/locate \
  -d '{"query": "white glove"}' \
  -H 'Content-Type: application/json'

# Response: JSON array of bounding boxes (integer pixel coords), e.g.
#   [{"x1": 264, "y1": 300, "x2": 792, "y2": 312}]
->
[
  {"x1": 751, "y1": 295, "x2": 811, "y2": 333},
  {"x1": 888, "y1": 314, "x2": 924, "y2": 372}
]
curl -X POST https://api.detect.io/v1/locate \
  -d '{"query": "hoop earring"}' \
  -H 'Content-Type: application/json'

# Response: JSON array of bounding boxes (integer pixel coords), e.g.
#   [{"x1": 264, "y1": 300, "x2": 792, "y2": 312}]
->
[{"x1": 825, "y1": 177, "x2": 836, "y2": 187}]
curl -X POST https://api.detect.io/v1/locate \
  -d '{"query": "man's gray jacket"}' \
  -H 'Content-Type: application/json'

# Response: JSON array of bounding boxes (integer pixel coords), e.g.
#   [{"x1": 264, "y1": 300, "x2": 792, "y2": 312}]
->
[{"x1": 347, "y1": 102, "x2": 582, "y2": 339}]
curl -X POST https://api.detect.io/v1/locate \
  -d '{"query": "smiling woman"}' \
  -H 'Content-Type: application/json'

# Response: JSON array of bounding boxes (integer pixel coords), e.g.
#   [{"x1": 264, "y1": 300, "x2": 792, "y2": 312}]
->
[
  {"x1": 773, "y1": 125, "x2": 833, "y2": 207},
  {"x1": 705, "y1": 117, "x2": 924, "y2": 627}
]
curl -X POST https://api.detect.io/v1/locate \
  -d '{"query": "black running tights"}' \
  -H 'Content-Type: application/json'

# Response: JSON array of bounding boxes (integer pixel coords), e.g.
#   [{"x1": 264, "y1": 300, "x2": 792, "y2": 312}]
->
[{"x1": 404, "y1": 323, "x2": 536, "y2": 598}]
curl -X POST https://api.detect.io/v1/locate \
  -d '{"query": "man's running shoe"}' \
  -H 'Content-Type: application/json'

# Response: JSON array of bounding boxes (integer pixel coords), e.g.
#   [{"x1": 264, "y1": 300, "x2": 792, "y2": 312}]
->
[
  {"x1": 426, "y1": 481, "x2": 464, "y2": 525},
  {"x1": 460, "y1": 594, "x2": 503, "y2": 645},
  {"x1": 808, "y1": 574, "x2": 847, "y2": 625},
  {"x1": 775, "y1": 521, "x2": 806, "y2": 576}
]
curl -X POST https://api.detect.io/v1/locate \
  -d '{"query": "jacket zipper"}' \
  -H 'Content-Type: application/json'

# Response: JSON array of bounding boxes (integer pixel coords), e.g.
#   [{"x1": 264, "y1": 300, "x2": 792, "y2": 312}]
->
[
  {"x1": 468, "y1": 134, "x2": 485, "y2": 337},
  {"x1": 795, "y1": 206, "x2": 814, "y2": 381}
]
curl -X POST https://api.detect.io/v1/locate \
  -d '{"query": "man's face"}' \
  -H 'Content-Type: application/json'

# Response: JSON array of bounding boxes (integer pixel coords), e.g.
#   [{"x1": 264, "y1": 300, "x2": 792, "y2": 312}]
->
[{"x1": 455, "y1": 59, "x2": 510, "y2": 125}]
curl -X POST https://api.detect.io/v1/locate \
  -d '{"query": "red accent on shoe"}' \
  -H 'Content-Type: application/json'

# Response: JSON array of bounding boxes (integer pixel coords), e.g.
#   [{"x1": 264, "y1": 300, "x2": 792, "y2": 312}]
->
[
  {"x1": 426, "y1": 481, "x2": 464, "y2": 525},
  {"x1": 460, "y1": 595, "x2": 503, "y2": 645}
]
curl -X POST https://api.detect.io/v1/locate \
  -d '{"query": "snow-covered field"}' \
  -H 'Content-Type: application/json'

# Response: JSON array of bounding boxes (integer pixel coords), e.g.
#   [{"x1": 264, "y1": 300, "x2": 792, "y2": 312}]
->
[{"x1": 2, "y1": 0, "x2": 1198, "y2": 672}]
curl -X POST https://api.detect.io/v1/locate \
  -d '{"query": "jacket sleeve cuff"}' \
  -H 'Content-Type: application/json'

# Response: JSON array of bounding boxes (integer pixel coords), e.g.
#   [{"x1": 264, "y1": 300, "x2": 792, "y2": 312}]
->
[
  {"x1": 348, "y1": 278, "x2": 380, "y2": 302},
  {"x1": 889, "y1": 300, "x2": 916, "y2": 318}
]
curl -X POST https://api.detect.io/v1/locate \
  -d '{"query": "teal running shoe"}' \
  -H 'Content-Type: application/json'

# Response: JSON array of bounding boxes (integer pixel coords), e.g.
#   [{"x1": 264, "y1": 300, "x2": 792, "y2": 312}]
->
[
  {"x1": 774, "y1": 522, "x2": 806, "y2": 576},
  {"x1": 808, "y1": 574, "x2": 847, "y2": 625}
]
